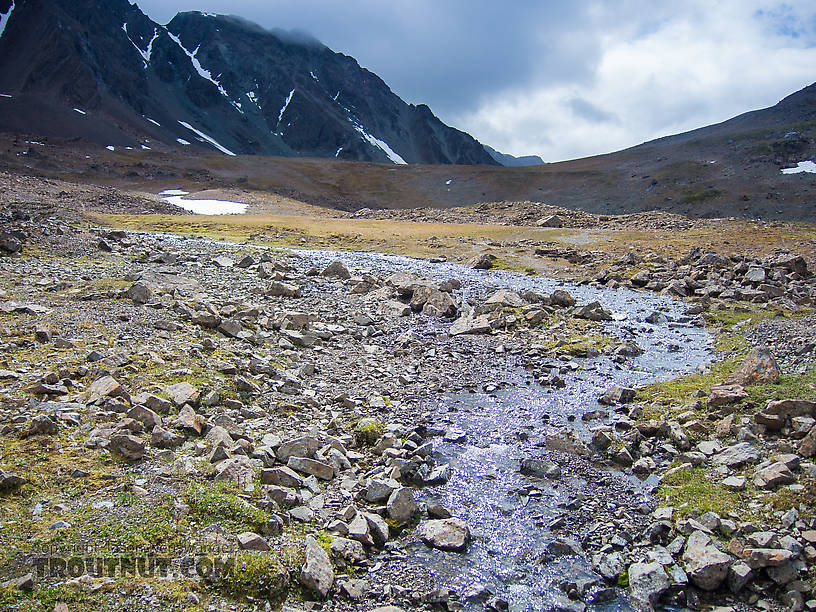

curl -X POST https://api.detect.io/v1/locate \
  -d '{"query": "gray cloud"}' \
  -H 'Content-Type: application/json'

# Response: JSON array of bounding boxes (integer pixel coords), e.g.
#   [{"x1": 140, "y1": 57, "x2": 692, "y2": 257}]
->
[{"x1": 133, "y1": 0, "x2": 816, "y2": 160}]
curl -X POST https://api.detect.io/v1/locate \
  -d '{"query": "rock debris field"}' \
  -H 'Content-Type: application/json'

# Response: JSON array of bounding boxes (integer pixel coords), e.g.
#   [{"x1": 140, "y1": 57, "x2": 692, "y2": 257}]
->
[{"x1": 1, "y1": 202, "x2": 816, "y2": 612}]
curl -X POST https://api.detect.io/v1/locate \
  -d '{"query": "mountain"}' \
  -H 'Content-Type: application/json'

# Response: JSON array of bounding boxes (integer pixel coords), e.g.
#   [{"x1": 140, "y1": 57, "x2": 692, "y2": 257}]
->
[
  {"x1": 483, "y1": 145, "x2": 546, "y2": 167},
  {"x1": 0, "y1": 0, "x2": 497, "y2": 165}
]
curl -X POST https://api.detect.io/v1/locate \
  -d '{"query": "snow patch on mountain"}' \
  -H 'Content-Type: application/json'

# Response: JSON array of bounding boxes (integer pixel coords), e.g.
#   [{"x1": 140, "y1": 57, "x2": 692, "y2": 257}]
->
[
  {"x1": 178, "y1": 120, "x2": 236, "y2": 156},
  {"x1": 350, "y1": 120, "x2": 406, "y2": 164},
  {"x1": 122, "y1": 24, "x2": 158, "y2": 67},
  {"x1": 277, "y1": 89, "x2": 295, "y2": 125},
  {"x1": 781, "y1": 160, "x2": 816, "y2": 174},
  {"x1": 0, "y1": 1, "x2": 14, "y2": 40},
  {"x1": 167, "y1": 31, "x2": 242, "y2": 112}
]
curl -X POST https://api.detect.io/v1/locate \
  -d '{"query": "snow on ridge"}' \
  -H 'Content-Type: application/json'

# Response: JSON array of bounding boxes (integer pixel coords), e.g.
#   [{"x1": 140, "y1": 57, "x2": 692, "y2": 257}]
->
[
  {"x1": 277, "y1": 88, "x2": 295, "y2": 126},
  {"x1": 335, "y1": 146, "x2": 343, "y2": 157},
  {"x1": 177, "y1": 138, "x2": 191, "y2": 146},
  {"x1": 0, "y1": 1, "x2": 15, "y2": 40},
  {"x1": 144, "y1": 117, "x2": 161, "y2": 127},
  {"x1": 247, "y1": 91, "x2": 260, "y2": 108},
  {"x1": 310, "y1": 71, "x2": 318, "y2": 81},
  {"x1": 167, "y1": 31, "x2": 241, "y2": 111},
  {"x1": 159, "y1": 188, "x2": 248, "y2": 215},
  {"x1": 781, "y1": 160, "x2": 816, "y2": 175},
  {"x1": 73, "y1": 108, "x2": 86, "y2": 115},
  {"x1": 178, "y1": 120, "x2": 236, "y2": 156},
  {"x1": 350, "y1": 119, "x2": 406, "y2": 164}
]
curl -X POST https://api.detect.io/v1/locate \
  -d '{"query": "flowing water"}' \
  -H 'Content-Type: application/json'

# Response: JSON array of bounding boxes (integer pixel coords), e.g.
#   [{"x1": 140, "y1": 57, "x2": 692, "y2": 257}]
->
[
  {"x1": 289, "y1": 249, "x2": 713, "y2": 611},
  {"x1": 153, "y1": 235, "x2": 713, "y2": 610}
]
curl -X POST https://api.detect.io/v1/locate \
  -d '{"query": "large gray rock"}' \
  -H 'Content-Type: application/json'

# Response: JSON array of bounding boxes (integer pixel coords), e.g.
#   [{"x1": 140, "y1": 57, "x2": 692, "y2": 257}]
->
[
  {"x1": 387, "y1": 488, "x2": 418, "y2": 524},
  {"x1": 417, "y1": 518, "x2": 470, "y2": 552},
  {"x1": 287, "y1": 456, "x2": 335, "y2": 480},
  {"x1": 108, "y1": 434, "x2": 146, "y2": 460},
  {"x1": 277, "y1": 436, "x2": 320, "y2": 462},
  {"x1": 628, "y1": 561, "x2": 670, "y2": 610},
  {"x1": 300, "y1": 535, "x2": 334, "y2": 597},
  {"x1": 449, "y1": 314, "x2": 492, "y2": 336},
  {"x1": 712, "y1": 442, "x2": 761, "y2": 468},
  {"x1": 753, "y1": 462, "x2": 796, "y2": 489},
  {"x1": 682, "y1": 531, "x2": 732, "y2": 590}
]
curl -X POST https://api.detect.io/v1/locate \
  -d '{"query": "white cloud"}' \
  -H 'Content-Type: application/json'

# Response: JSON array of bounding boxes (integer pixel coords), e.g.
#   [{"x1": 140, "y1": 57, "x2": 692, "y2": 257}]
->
[{"x1": 455, "y1": 1, "x2": 816, "y2": 161}]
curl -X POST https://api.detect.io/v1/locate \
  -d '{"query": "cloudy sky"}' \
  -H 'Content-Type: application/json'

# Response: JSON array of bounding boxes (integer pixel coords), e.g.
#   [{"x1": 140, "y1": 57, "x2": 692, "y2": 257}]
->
[{"x1": 135, "y1": 0, "x2": 816, "y2": 162}]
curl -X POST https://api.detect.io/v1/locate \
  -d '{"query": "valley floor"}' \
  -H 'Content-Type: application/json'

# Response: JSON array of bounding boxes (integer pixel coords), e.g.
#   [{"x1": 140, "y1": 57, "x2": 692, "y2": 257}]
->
[{"x1": 1, "y1": 171, "x2": 816, "y2": 611}]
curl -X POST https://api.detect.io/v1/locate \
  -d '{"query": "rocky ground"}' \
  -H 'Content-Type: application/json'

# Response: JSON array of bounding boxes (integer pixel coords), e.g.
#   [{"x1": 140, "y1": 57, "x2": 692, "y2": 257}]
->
[{"x1": 1, "y1": 182, "x2": 816, "y2": 612}]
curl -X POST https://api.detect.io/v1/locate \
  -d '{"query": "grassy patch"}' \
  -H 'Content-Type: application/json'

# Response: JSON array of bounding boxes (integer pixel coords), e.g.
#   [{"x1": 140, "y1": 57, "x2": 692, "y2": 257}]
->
[
  {"x1": 659, "y1": 466, "x2": 743, "y2": 519},
  {"x1": 184, "y1": 483, "x2": 269, "y2": 534},
  {"x1": 747, "y1": 368, "x2": 816, "y2": 407}
]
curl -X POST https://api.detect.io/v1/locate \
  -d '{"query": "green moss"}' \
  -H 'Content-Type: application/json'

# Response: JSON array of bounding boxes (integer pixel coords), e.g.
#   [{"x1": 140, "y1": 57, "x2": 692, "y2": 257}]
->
[
  {"x1": 617, "y1": 569, "x2": 629, "y2": 588},
  {"x1": 658, "y1": 466, "x2": 743, "y2": 519},
  {"x1": 185, "y1": 483, "x2": 269, "y2": 533},
  {"x1": 747, "y1": 368, "x2": 816, "y2": 407},
  {"x1": 0, "y1": 584, "x2": 102, "y2": 611},
  {"x1": 353, "y1": 418, "x2": 385, "y2": 445},
  {"x1": 214, "y1": 552, "x2": 289, "y2": 601},
  {"x1": 680, "y1": 188, "x2": 722, "y2": 205}
]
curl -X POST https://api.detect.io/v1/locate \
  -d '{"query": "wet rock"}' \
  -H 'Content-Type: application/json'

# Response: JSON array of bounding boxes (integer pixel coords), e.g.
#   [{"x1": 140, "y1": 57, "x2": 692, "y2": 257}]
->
[
  {"x1": 364, "y1": 512, "x2": 390, "y2": 546},
  {"x1": 628, "y1": 561, "x2": 670, "y2": 610},
  {"x1": 300, "y1": 535, "x2": 334, "y2": 597},
  {"x1": 550, "y1": 289, "x2": 575, "y2": 307},
  {"x1": 417, "y1": 518, "x2": 470, "y2": 552},
  {"x1": 365, "y1": 478, "x2": 400, "y2": 503},
  {"x1": 599, "y1": 385, "x2": 636, "y2": 405},
  {"x1": 682, "y1": 531, "x2": 732, "y2": 590},
  {"x1": 593, "y1": 552, "x2": 625, "y2": 582},
  {"x1": 520, "y1": 457, "x2": 562, "y2": 479}
]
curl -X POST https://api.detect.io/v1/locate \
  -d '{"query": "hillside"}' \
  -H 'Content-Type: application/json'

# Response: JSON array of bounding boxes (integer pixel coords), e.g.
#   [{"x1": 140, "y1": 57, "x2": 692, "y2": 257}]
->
[{"x1": 0, "y1": 0, "x2": 496, "y2": 165}]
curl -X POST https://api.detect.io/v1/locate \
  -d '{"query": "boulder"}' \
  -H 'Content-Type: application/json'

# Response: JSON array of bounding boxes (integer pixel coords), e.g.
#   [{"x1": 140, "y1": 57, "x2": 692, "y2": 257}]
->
[
  {"x1": 449, "y1": 314, "x2": 492, "y2": 336},
  {"x1": 277, "y1": 436, "x2": 320, "y2": 462},
  {"x1": 467, "y1": 253, "x2": 496, "y2": 269},
  {"x1": 300, "y1": 535, "x2": 334, "y2": 597},
  {"x1": 286, "y1": 456, "x2": 335, "y2": 480},
  {"x1": 387, "y1": 488, "x2": 418, "y2": 524},
  {"x1": 628, "y1": 561, "x2": 670, "y2": 610},
  {"x1": 727, "y1": 348, "x2": 781, "y2": 386},
  {"x1": 417, "y1": 518, "x2": 470, "y2": 552},
  {"x1": 707, "y1": 384, "x2": 747, "y2": 408},
  {"x1": 321, "y1": 260, "x2": 351, "y2": 279},
  {"x1": 753, "y1": 462, "x2": 796, "y2": 489},
  {"x1": 166, "y1": 382, "x2": 200, "y2": 407},
  {"x1": 108, "y1": 434, "x2": 146, "y2": 460},
  {"x1": 712, "y1": 442, "x2": 761, "y2": 468},
  {"x1": 682, "y1": 531, "x2": 732, "y2": 590},
  {"x1": 237, "y1": 532, "x2": 269, "y2": 551}
]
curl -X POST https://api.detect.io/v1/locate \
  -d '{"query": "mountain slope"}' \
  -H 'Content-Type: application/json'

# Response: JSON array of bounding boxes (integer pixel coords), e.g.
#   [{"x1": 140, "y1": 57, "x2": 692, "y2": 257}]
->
[{"x1": 0, "y1": 0, "x2": 497, "y2": 165}]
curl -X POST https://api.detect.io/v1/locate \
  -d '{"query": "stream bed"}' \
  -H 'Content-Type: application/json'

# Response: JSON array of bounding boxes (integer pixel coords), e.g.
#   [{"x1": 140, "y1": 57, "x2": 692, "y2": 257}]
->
[{"x1": 288, "y1": 248, "x2": 714, "y2": 611}]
